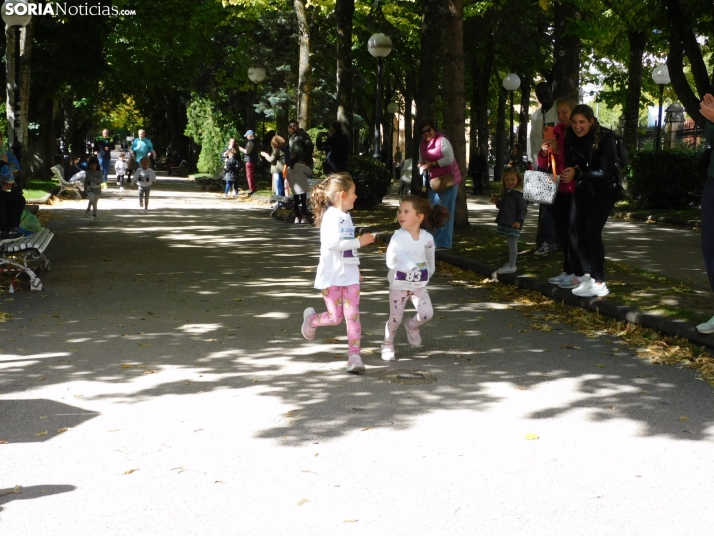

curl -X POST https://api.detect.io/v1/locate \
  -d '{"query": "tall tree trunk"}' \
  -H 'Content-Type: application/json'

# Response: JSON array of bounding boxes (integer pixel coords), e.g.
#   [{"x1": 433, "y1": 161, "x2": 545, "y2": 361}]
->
[
  {"x1": 623, "y1": 30, "x2": 647, "y2": 155},
  {"x1": 5, "y1": 26, "x2": 17, "y2": 148},
  {"x1": 494, "y1": 84, "x2": 507, "y2": 185},
  {"x1": 295, "y1": 0, "x2": 312, "y2": 129},
  {"x1": 442, "y1": 0, "x2": 468, "y2": 227},
  {"x1": 404, "y1": 74, "x2": 415, "y2": 159},
  {"x1": 412, "y1": 0, "x2": 444, "y2": 194},
  {"x1": 518, "y1": 75, "x2": 531, "y2": 151},
  {"x1": 335, "y1": 0, "x2": 354, "y2": 152},
  {"x1": 665, "y1": 0, "x2": 705, "y2": 125},
  {"x1": 477, "y1": 35, "x2": 495, "y2": 162},
  {"x1": 20, "y1": 22, "x2": 32, "y2": 155},
  {"x1": 552, "y1": 2, "x2": 581, "y2": 99}
]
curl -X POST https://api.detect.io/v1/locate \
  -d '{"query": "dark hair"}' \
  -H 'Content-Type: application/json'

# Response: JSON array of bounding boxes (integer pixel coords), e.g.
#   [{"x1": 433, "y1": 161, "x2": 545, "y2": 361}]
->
[
  {"x1": 400, "y1": 195, "x2": 450, "y2": 231},
  {"x1": 309, "y1": 173, "x2": 355, "y2": 227},
  {"x1": 330, "y1": 120, "x2": 343, "y2": 132},
  {"x1": 570, "y1": 104, "x2": 604, "y2": 148},
  {"x1": 52, "y1": 154, "x2": 64, "y2": 166},
  {"x1": 289, "y1": 153, "x2": 301, "y2": 170},
  {"x1": 87, "y1": 156, "x2": 99, "y2": 168},
  {"x1": 419, "y1": 117, "x2": 436, "y2": 131}
]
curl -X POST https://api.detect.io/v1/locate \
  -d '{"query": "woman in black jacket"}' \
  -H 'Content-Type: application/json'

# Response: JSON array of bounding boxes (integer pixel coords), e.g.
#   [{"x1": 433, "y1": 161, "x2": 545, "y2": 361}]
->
[{"x1": 561, "y1": 104, "x2": 618, "y2": 298}]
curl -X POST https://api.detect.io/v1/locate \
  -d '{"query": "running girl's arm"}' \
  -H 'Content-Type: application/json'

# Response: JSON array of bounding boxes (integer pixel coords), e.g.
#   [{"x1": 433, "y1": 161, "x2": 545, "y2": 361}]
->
[
  {"x1": 322, "y1": 224, "x2": 361, "y2": 252},
  {"x1": 426, "y1": 236, "x2": 436, "y2": 278}
]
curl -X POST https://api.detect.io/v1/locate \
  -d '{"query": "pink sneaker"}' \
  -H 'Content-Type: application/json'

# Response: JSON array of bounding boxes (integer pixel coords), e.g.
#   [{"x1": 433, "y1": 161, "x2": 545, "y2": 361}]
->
[
  {"x1": 402, "y1": 317, "x2": 422, "y2": 347},
  {"x1": 346, "y1": 354, "x2": 365, "y2": 373},
  {"x1": 301, "y1": 307, "x2": 316, "y2": 340}
]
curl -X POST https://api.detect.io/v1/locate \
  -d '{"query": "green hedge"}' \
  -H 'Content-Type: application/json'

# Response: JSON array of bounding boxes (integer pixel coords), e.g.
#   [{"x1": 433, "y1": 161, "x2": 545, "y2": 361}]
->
[
  {"x1": 347, "y1": 155, "x2": 391, "y2": 209},
  {"x1": 627, "y1": 148, "x2": 705, "y2": 209}
]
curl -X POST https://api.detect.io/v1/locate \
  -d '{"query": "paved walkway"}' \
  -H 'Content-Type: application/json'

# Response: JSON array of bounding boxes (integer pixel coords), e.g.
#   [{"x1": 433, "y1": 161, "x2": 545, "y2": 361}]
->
[{"x1": 2, "y1": 177, "x2": 714, "y2": 534}]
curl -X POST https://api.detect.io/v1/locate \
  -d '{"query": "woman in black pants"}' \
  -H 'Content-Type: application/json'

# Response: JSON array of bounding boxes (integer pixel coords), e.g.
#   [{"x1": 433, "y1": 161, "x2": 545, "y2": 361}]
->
[{"x1": 561, "y1": 104, "x2": 619, "y2": 298}]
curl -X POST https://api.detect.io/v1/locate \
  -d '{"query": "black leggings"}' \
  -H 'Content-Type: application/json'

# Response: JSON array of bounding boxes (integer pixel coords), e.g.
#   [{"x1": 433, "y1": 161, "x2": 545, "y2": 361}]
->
[
  {"x1": 552, "y1": 191, "x2": 583, "y2": 276},
  {"x1": 573, "y1": 186, "x2": 617, "y2": 282},
  {"x1": 293, "y1": 193, "x2": 307, "y2": 219}
]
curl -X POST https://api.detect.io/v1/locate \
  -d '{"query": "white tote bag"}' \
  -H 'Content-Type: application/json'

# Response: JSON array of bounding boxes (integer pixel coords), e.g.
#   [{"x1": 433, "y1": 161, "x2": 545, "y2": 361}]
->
[{"x1": 522, "y1": 152, "x2": 559, "y2": 204}]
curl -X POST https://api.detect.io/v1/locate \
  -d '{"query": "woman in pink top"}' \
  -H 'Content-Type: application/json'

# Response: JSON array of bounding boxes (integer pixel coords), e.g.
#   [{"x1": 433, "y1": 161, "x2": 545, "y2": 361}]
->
[
  {"x1": 418, "y1": 118, "x2": 462, "y2": 249},
  {"x1": 541, "y1": 97, "x2": 585, "y2": 289}
]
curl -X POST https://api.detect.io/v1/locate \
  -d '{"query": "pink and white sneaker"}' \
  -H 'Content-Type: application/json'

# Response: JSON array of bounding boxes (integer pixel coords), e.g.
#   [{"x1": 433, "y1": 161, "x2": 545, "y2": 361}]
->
[
  {"x1": 301, "y1": 307, "x2": 316, "y2": 340},
  {"x1": 347, "y1": 354, "x2": 365, "y2": 373},
  {"x1": 402, "y1": 317, "x2": 422, "y2": 347}
]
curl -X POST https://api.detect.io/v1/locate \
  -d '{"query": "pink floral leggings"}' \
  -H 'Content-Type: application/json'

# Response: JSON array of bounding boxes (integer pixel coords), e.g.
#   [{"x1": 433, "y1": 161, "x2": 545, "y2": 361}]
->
[
  {"x1": 309, "y1": 284, "x2": 362, "y2": 355},
  {"x1": 384, "y1": 288, "x2": 433, "y2": 346}
]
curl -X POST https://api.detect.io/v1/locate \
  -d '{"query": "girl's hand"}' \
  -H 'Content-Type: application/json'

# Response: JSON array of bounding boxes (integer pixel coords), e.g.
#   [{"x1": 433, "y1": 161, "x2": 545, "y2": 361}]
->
[
  {"x1": 512, "y1": 222, "x2": 521, "y2": 230},
  {"x1": 561, "y1": 167, "x2": 577, "y2": 182},
  {"x1": 489, "y1": 196, "x2": 499, "y2": 204},
  {"x1": 701, "y1": 94, "x2": 714, "y2": 122},
  {"x1": 359, "y1": 233, "x2": 375, "y2": 247}
]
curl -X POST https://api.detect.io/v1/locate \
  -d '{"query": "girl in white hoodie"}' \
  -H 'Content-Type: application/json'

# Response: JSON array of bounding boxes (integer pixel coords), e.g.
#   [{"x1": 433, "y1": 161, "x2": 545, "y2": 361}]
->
[
  {"x1": 381, "y1": 195, "x2": 449, "y2": 361},
  {"x1": 300, "y1": 173, "x2": 375, "y2": 373}
]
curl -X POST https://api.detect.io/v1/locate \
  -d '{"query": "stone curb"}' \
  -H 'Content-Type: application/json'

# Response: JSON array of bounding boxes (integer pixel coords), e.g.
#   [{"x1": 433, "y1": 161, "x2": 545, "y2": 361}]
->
[
  {"x1": 357, "y1": 227, "x2": 714, "y2": 350},
  {"x1": 611, "y1": 211, "x2": 701, "y2": 230}
]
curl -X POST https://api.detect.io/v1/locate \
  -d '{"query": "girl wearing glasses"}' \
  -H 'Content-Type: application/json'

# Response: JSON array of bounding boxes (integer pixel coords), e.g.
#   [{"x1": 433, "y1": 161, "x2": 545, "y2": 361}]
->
[{"x1": 417, "y1": 118, "x2": 462, "y2": 249}]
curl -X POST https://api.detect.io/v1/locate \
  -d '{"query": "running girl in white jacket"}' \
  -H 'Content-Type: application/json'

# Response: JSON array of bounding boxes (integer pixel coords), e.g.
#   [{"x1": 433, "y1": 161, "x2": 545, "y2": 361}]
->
[
  {"x1": 381, "y1": 195, "x2": 449, "y2": 361},
  {"x1": 300, "y1": 173, "x2": 375, "y2": 373}
]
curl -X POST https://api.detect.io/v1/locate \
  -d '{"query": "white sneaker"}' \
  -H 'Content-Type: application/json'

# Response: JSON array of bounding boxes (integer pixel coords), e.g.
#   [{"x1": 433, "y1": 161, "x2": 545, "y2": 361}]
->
[
  {"x1": 300, "y1": 217, "x2": 309, "y2": 224},
  {"x1": 119, "y1": 187, "x2": 124, "y2": 192},
  {"x1": 696, "y1": 315, "x2": 714, "y2": 334},
  {"x1": 346, "y1": 354, "x2": 365, "y2": 373},
  {"x1": 496, "y1": 263, "x2": 517, "y2": 274},
  {"x1": 548, "y1": 272, "x2": 570, "y2": 284},
  {"x1": 402, "y1": 317, "x2": 422, "y2": 347},
  {"x1": 573, "y1": 279, "x2": 609, "y2": 298},
  {"x1": 559, "y1": 274, "x2": 589, "y2": 289},
  {"x1": 381, "y1": 344, "x2": 395, "y2": 361},
  {"x1": 294, "y1": 217, "x2": 300, "y2": 224},
  {"x1": 301, "y1": 307, "x2": 316, "y2": 340}
]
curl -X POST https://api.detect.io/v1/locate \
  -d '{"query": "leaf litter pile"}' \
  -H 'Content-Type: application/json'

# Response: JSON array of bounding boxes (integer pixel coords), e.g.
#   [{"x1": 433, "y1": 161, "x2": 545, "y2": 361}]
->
[{"x1": 436, "y1": 261, "x2": 714, "y2": 387}]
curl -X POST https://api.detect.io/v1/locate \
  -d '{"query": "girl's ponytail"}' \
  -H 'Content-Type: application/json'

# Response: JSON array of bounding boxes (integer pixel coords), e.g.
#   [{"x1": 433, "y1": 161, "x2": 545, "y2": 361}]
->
[{"x1": 309, "y1": 173, "x2": 356, "y2": 227}]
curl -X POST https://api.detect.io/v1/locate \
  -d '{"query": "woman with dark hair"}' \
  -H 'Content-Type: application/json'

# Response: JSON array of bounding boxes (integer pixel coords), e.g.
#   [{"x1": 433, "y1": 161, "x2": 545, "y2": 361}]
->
[
  {"x1": 561, "y1": 104, "x2": 619, "y2": 298},
  {"x1": 418, "y1": 118, "x2": 462, "y2": 249}
]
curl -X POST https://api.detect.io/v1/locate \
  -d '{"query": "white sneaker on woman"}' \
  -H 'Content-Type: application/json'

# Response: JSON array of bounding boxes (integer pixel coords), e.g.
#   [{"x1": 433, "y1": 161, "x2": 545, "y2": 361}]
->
[
  {"x1": 696, "y1": 315, "x2": 714, "y2": 334},
  {"x1": 347, "y1": 355, "x2": 365, "y2": 373},
  {"x1": 548, "y1": 272, "x2": 570, "y2": 284},
  {"x1": 559, "y1": 274, "x2": 589, "y2": 289},
  {"x1": 573, "y1": 279, "x2": 609, "y2": 298}
]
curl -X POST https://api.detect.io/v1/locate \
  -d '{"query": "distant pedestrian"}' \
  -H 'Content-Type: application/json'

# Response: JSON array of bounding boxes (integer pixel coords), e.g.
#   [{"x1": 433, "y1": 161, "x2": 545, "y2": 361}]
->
[
  {"x1": 469, "y1": 144, "x2": 488, "y2": 195},
  {"x1": 239, "y1": 130, "x2": 260, "y2": 195},
  {"x1": 285, "y1": 154, "x2": 312, "y2": 224},
  {"x1": 131, "y1": 129, "x2": 156, "y2": 167},
  {"x1": 491, "y1": 166, "x2": 527, "y2": 274},
  {"x1": 222, "y1": 138, "x2": 242, "y2": 198},
  {"x1": 115, "y1": 152, "x2": 128, "y2": 192},
  {"x1": 133, "y1": 157, "x2": 157, "y2": 210},
  {"x1": 300, "y1": 173, "x2": 375, "y2": 373},
  {"x1": 260, "y1": 135, "x2": 287, "y2": 196},
  {"x1": 287, "y1": 120, "x2": 314, "y2": 169},
  {"x1": 316, "y1": 121, "x2": 349, "y2": 174},
  {"x1": 70, "y1": 156, "x2": 103, "y2": 220},
  {"x1": 381, "y1": 195, "x2": 449, "y2": 361},
  {"x1": 95, "y1": 128, "x2": 113, "y2": 186}
]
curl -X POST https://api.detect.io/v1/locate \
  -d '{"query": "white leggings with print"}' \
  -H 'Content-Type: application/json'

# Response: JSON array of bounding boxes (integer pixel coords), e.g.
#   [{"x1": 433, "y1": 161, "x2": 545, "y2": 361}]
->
[{"x1": 383, "y1": 288, "x2": 433, "y2": 346}]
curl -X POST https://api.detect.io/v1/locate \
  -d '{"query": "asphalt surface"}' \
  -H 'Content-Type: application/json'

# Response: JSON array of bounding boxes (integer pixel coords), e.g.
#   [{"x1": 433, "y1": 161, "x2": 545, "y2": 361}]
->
[{"x1": 2, "y1": 178, "x2": 714, "y2": 535}]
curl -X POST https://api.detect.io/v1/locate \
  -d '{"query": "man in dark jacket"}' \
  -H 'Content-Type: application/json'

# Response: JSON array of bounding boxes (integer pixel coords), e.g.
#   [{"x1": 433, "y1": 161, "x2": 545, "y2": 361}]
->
[
  {"x1": 316, "y1": 121, "x2": 349, "y2": 174},
  {"x1": 287, "y1": 120, "x2": 314, "y2": 169},
  {"x1": 239, "y1": 130, "x2": 261, "y2": 194},
  {"x1": 469, "y1": 145, "x2": 488, "y2": 195}
]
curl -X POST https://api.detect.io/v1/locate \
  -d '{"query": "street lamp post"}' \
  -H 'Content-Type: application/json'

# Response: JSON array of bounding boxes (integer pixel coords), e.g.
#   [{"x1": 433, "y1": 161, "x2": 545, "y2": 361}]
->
[
  {"x1": 502, "y1": 73, "x2": 520, "y2": 152},
  {"x1": 2, "y1": 0, "x2": 32, "y2": 169},
  {"x1": 651, "y1": 65, "x2": 670, "y2": 153},
  {"x1": 386, "y1": 101, "x2": 399, "y2": 173},
  {"x1": 247, "y1": 66, "x2": 266, "y2": 132},
  {"x1": 368, "y1": 33, "x2": 392, "y2": 160}
]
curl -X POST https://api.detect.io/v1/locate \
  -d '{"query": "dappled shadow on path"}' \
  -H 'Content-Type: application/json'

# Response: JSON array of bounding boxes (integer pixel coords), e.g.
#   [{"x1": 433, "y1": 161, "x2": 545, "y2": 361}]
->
[{"x1": 1, "y1": 202, "x2": 713, "y2": 446}]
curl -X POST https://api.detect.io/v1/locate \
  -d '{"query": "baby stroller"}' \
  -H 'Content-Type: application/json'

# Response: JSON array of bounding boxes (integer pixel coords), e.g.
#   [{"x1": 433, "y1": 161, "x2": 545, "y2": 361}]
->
[{"x1": 398, "y1": 158, "x2": 413, "y2": 197}]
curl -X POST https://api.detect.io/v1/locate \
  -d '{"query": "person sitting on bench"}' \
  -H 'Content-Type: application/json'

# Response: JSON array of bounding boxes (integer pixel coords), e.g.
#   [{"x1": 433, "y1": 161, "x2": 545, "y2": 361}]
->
[{"x1": 0, "y1": 165, "x2": 27, "y2": 240}]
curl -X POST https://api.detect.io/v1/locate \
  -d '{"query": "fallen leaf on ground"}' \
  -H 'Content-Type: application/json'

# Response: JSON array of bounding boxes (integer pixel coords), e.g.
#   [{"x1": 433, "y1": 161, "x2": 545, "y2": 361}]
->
[
  {"x1": 34, "y1": 430, "x2": 48, "y2": 437},
  {"x1": 0, "y1": 439, "x2": 8, "y2": 444},
  {"x1": 123, "y1": 469, "x2": 139, "y2": 475},
  {"x1": 56, "y1": 427, "x2": 69, "y2": 434},
  {"x1": 323, "y1": 338, "x2": 340, "y2": 343},
  {"x1": 596, "y1": 364, "x2": 606, "y2": 368},
  {"x1": 561, "y1": 344, "x2": 581, "y2": 349},
  {"x1": 344, "y1": 520, "x2": 358, "y2": 523},
  {"x1": 680, "y1": 416, "x2": 689, "y2": 421},
  {"x1": 120, "y1": 364, "x2": 133, "y2": 369},
  {"x1": 138, "y1": 343, "x2": 153, "y2": 348},
  {"x1": 143, "y1": 369, "x2": 156, "y2": 374},
  {"x1": 524, "y1": 433, "x2": 539, "y2": 440},
  {"x1": 297, "y1": 498, "x2": 309, "y2": 506},
  {"x1": 40, "y1": 416, "x2": 48, "y2": 419}
]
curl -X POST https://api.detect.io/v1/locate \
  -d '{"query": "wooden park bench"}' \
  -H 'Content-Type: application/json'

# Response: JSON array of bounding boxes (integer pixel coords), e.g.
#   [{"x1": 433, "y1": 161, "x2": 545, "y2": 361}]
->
[
  {"x1": 0, "y1": 227, "x2": 54, "y2": 292},
  {"x1": 51, "y1": 165, "x2": 82, "y2": 200}
]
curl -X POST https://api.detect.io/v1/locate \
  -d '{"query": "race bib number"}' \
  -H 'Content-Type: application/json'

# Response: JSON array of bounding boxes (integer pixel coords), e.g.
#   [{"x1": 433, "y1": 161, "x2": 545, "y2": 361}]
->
[
  {"x1": 342, "y1": 248, "x2": 359, "y2": 264},
  {"x1": 395, "y1": 262, "x2": 428, "y2": 283}
]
